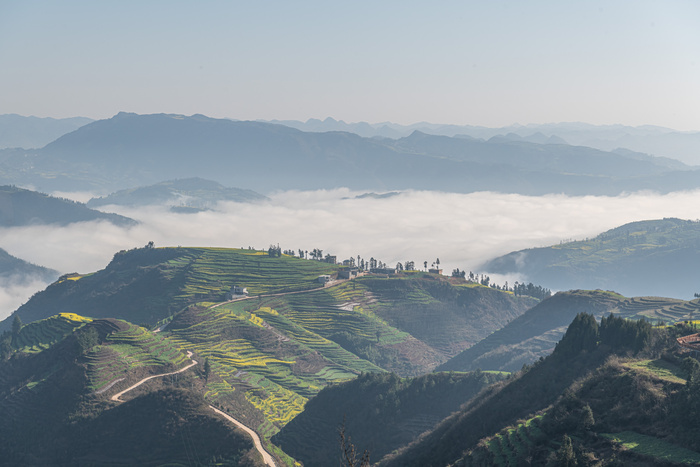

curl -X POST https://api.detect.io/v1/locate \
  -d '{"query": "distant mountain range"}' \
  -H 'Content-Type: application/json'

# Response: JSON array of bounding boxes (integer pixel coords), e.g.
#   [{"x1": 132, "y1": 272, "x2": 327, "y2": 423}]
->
[
  {"x1": 481, "y1": 218, "x2": 700, "y2": 299},
  {"x1": 0, "y1": 185, "x2": 135, "y2": 227},
  {"x1": 87, "y1": 177, "x2": 267, "y2": 210},
  {"x1": 0, "y1": 114, "x2": 92, "y2": 149},
  {"x1": 2, "y1": 112, "x2": 699, "y2": 196},
  {"x1": 268, "y1": 117, "x2": 700, "y2": 165}
]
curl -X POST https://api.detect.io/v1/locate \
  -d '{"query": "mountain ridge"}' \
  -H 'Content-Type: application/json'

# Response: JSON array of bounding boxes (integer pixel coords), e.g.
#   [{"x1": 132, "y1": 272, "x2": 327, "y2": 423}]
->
[{"x1": 2, "y1": 112, "x2": 698, "y2": 195}]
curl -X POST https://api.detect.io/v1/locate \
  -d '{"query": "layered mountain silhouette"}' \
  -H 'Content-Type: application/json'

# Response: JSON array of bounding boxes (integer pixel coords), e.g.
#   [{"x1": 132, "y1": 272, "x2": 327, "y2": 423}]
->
[
  {"x1": 2, "y1": 112, "x2": 699, "y2": 195},
  {"x1": 0, "y1": 114, "x2": 92, "y2": 149},
  {"x1": 271, "y1": 117, "x2": 700, "y2": 165}
]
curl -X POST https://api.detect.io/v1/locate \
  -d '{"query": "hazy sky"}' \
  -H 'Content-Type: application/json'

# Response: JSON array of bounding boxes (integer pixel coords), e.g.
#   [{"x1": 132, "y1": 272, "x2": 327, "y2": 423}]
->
[{"x1": 1, "y1": 1, "x2": 699, "y2": 130}]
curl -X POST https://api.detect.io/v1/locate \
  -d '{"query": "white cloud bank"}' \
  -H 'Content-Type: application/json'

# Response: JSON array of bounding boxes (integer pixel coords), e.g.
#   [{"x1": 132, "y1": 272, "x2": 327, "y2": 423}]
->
[{"x1": 0, "y1": 188, "x2": 699, "y2": 320}]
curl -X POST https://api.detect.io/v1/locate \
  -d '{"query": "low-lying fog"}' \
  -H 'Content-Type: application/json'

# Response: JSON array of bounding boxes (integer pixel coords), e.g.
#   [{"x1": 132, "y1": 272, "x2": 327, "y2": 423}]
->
[{"x1": 1, "y1": 188, "x2": 699, "y2": 320}]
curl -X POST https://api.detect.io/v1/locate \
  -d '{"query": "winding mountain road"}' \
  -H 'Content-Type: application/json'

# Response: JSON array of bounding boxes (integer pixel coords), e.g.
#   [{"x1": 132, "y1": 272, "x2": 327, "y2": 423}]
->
[
  {"x1": 109, "y1": 350, "x2": 277, "y2": 466},
  {"x1": 110, "y1": 351, "x2": 198, "y2": 402},
  {"x1": 116, "y1": 276, "x2": 360, "y2": 465},
  {"x1": 209, "y1": 406, "x2": 277, "y2": 467}
]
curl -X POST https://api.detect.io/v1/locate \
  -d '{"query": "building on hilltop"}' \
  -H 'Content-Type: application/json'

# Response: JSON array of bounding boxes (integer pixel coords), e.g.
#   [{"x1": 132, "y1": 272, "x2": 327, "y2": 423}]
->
[
  {"x1": 318, "y1": 275, "x2": 332, "y2": 284},
  {"x1": 677, "y1": 333, "x2": 700, "y2": 354},
  {"x1": 338, "y1": 267, "x2": 359, "y2": 279},
  {"x1": 428, "y1": 268, "x2": 443, "y2": 275}
]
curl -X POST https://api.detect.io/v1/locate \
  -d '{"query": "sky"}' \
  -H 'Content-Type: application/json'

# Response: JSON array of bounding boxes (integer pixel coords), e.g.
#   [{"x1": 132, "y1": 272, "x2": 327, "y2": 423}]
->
[
  {"x1": 1, "y1": 1, "x2": 700, "y2": 130},
  {"x1": 1, "y1": 188, "x2": 700, "y2": 320}
]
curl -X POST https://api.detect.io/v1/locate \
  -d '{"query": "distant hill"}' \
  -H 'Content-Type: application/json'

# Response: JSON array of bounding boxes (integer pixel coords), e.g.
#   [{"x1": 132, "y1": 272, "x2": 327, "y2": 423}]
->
[
  {"x1": 0, "y1": 185, "x2": 135, "y2": 227},
  {"x1": 2, "y1": 112, "x2": 699, "y2": 195},
  {"x1": 482, "y1": 218, "x2": 700, "y2": 299},
  {"x1": 87, "y1": 177, "x2": 267, "y2": 209},
  {"x1": 0, "y1": 114, "x2": 92, "y2": 149},
  {"x1": 0, "y1": 247, "x2": 58, "y2": 283},
  {"x1": 438, "y1": 289, "x2": 700, "y2": 372}
]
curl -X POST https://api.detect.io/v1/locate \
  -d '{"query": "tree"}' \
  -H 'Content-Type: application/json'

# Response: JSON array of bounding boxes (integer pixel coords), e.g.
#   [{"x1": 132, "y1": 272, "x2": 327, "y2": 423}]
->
[
  {"x1": 339, "y1": 418, "x2": 370, "y2": 467},
  {"x1": 12, "y1": 315, "x2": 22, "y2": 336},
  {"x1": 204, "y1": 357, "x2": 211, "y2": 383},
  {"x1": 581, "y1": 404, "x2": 595, "y2": 431},
  {"x1": 555, "y1": 434, "x2": 576, "y2": 467},
  {"x1": 76, "y1": 327, "x2": 99, "y2": 355},
  {"x1": 268, "y1": 244, "x2": 281, "y2": 257},
  {"x1": 423, "y1": 261, "x2": 428, "y2": 271},
  {"x1": 436, "y1": 258, "x2": 440, "y2": 269},
  {"x1": 404, "y1": 260, "x2": 414, "y2": 271}
]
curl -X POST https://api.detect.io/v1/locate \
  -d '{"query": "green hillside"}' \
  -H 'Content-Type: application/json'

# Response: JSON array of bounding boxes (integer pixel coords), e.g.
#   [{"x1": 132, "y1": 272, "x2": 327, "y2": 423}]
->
[
  {"x1": 482, "y1": 217, "x2": 700, "y2": 299},
  {"x1": 0, "y1": 317, "x2": 263, "y2": 465},
  {"x1": 273, "y1": 371, "x2": 508, "y2": 467},
  {"x1": 1, "y1": 246, "x2": 536, "y2": 452},
  {"x1": 2, "y1": 245, "x2": 340, "y2": 331},
  {"x1": 159, "y1": 272, "x2": 534, "y2": 437},
  {"x1": 439, "y1": 290, "x2": 700, "y2": 372},
  {"x1": 383, "y1": 315, "x2": 700, "y2": 467}
]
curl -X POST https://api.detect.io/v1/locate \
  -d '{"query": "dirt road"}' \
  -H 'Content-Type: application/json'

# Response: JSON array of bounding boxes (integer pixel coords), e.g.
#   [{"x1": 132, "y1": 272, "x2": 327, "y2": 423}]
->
[
  {"x1": 110, "y1": 351, "x2": 198, "y2": 402},
  {"x1": 209, "y1": 406, "x2": 277, "y2": 467},
  {"x1": 109, "y1": 351, "x2": 277, "y2": 465}
]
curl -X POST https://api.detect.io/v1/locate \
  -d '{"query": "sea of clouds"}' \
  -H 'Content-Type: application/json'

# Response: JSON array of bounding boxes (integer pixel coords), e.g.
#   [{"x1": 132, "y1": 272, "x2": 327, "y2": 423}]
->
[{"x1": 0, "y1": 188, "x2": 699, "y2": 320}]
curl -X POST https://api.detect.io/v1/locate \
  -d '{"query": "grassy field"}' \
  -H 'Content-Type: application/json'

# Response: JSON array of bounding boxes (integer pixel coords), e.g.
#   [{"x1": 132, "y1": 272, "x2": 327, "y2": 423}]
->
[
  {"x1": 602, "y1": 431, "x2": 700, "y2": 464},
  {"x1": 624, "y1": 359, "x2": 687, "y2": 384}
]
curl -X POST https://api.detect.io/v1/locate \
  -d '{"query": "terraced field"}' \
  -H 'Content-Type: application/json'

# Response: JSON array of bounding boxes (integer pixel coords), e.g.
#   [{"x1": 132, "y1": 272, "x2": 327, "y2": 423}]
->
[
  {"x1": 85, "y1": 321, "x2": 190, "y2": 393},
  {"x1": 6, "y1": 246, "x2": 341, "y2": 330},
  {"x1": 165, "y1": 298, "x2": 380, "y2": 435},
  {"x1": 166, "y1": 247, "x2": 338, "y2": 300},
  {"x1": 13, "y1": 312, "x2": 92, "y2": 353},
  {"x1": 617, "y1": 297, "x2": 700, "y2": 323}
]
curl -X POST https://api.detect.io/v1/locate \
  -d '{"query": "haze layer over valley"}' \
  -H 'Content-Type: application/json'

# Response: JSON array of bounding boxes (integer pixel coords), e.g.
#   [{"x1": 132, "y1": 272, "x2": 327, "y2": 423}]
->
[{"x1": 0, "y1": 185, "x2": 698, "y2": 320}]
